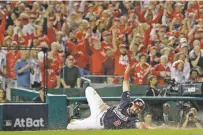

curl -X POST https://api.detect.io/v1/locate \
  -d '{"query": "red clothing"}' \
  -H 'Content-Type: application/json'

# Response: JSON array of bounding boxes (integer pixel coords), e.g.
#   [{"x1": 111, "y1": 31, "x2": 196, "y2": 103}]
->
[
  {"x1": 13, "y1": 33, "x2": 34, "y2": 46},
  {"x1": 133, "y1": 63, "x2": 150, "y2": 85},
  {"x1": 49, "y1": 52, "x2": 62, "y2": 74},
  {"x1": 75, "y1": 31, "x2": 85, "y2": 40},
  {"x1": 72, "y1": 42, "x2": 89, "y2": 69},
  {"x1": 135, "y1": 5, "x2": 163, "y2": 24},
  {"x1": 117, "y1": 25, "x2": 126, "y2": 34},
  {"x1": 147, "y1": 9, "x2": 164, "y2": 24},
  {"x1": 36, "y1": 34, "x2": 50, "y2": 46},
  {"x1": 6, "y1": 51, "x2": 21, "y2": 79},
  {"x1": 47, "y1": 27, "x2": 56, "y2": 44},
  {"x1": 0, "y1": 12, "x2": 6, "y2": 46},
  {"x1": 140, "y1": 27, "x2": 153, "y2": 53},
  {"x1": 114, "y1": 50, "x2": 132, "y2": 75},
  {"x1": 89, "y1": 48, "x2": 106, "y2": 75},
  {"x1": 101, "y1": 41, "x2": 112, "y2": 50},
  {"x1": 152, "y1": 64, "x2": 171, "y2": 85},
  {"x1": 135, "y1": 5, "x2": 145, "y2": 23},
  {"x1": 40, "y1": 63, "x2": 57, "y2": 88},
  {"x1": 170, "y1": 11, "x2": 184, "y2": 19},
  {"x1": 66, "y1": 40, "x2": 76, "y2": 52}
]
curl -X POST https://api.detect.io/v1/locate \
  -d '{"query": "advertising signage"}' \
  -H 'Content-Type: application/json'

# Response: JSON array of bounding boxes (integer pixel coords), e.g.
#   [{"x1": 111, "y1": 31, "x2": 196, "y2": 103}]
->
[{"x1": 2, "y1": 103, "x2": 48, "y2": 131}]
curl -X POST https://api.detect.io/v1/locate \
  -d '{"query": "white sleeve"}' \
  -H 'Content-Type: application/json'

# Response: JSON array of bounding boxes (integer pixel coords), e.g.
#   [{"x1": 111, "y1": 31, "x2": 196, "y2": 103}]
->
[
  {"x1": 3, "y1": 51, "x2": 6, "y2": 66},
  {"x1": 183, "y1": 62, "x2": 191, "y2": 80},
  {"x1": 171, "y1": 65, "x2": 178, "y2": 81},
  {"x1": 38, "y1": 51, "x2": 44, "y2": 62},
  {"x1": 150, "y1": 29, "x2": 157, "y2": 41},
  {"x1": 22, "y1": 25, "x2": 28, "y2": 35}
]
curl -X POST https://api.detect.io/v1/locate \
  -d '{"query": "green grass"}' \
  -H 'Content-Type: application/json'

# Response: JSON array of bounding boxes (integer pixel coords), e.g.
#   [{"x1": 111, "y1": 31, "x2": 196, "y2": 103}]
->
[{"x1": 0, "y1": 129, "x2": 202, "y2": 135}]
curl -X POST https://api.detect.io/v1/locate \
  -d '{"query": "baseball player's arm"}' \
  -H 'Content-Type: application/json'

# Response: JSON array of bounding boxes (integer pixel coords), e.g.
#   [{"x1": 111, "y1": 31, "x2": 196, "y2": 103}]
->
[{"x1": 123, "y1": 64, "x2": 131, "y2": 92}]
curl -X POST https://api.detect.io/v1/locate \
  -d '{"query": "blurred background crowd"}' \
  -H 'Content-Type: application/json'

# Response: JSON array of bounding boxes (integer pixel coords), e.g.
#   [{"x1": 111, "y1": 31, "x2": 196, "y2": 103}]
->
[{"x1": 1, "y1": 1, "x2": 203, "y2": 91}]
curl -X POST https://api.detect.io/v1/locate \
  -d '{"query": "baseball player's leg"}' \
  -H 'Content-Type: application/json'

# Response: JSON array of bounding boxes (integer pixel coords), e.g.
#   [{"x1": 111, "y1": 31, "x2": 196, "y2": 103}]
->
[
  {"x1": 67, "y1": 117, "x2": 96, "y2": 130},
  {"x1": 85, "y1": 87, "x2": 108, "y2": 116}
]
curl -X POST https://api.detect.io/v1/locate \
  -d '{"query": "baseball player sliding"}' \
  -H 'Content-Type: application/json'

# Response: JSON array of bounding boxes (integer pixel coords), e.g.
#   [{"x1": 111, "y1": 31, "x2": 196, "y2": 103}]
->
[{"x1": 67, "y1": 65, "x2": 147, "y2": 130}]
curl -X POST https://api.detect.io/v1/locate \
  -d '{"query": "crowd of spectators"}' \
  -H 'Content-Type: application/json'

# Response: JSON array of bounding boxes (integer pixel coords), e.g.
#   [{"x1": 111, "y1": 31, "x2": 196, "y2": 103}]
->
[
  {"x1": 0, "y1": 1, "x2": 203, "y2": 129},
  {"x1": 1, "y1": 1, "x2": 203, "y2": 94}
]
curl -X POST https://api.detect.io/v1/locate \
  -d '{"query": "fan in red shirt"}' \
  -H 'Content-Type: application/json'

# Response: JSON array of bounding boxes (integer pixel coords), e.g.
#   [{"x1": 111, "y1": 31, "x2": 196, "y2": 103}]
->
[
  {"x1": 33, "y1": 25, "x2": 50, "y2": 46},
  {"x1": 48, "y1": 42, "x2": 62, "y2": 74},
  {"x1": 6, "y1": 41, "x2": 21, "y2": 80},
  {"x1": 114, "y1": 44, "x2": 132, "y2": 76},
  {"x1": 133, "y1": 54, "x2": 151, "y2": 85},
  {"x1": 170, "y1": 2, "x2": 184, "y2": 19},
  {"x1": 152, "y1": 55, "x2": 171, "y2": 85},
  {"x1": 71, "y1": 39, "x2": 90, "y2": 70},
  {"x1": 117, "y1": 16, "x2": 128, "y2": 34},
  {"x1": 101, "y1": 31, "x2": 112, "y2": 50},
  {"x1": 111, "y1": 27, "x2": 132, "y2": 76},
  {"x1": 75, "y1": 22, "x2": 86, "y2": 41},
  {"x1": 160, "y1": 47, "x2": 174, "y2": 64},
  {"x1": 135, "y1": 3, "x2": 163, "y2": 25},
  {"x1": 0, "y1": 9, "x2": 6, "y2": 46},
  {"x1": 86, "y1": 36, "x2": 106, "y2": 75},
  {"x1": 46, "y1": 16, "x2": 56, "y2": 44},
  {"x1": 40, "y1": 58, "x2": 58, "y2": 88}
]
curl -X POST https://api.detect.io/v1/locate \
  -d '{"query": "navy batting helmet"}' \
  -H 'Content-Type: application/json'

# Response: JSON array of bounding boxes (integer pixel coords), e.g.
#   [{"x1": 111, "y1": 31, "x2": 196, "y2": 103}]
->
[{"x1": 131, "y1": 98, "x2": 145, "y2": 113}]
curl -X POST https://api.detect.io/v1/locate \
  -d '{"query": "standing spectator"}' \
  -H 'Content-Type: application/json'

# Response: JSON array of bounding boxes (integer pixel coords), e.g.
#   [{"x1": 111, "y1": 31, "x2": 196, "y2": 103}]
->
[
  {"x1": 22, "y1": 12, "x2": 36, "y2": 39},
  {"x1": 152, "y1": 55, "x2": 171, "y2": 85},
  {"x1": 189, "y1": 45, "x2": 203, "y2": 71},
  {"x1": 60, "y1": 55, "x2": 81, "y2": 88},
  {"x1": 29, "y1": 50, "x2": 41, "y2": 88},
  {"x1": 86, "y1": 36, "x2": 106, "y2": 75},
  {"x1": 174, "y1": 52, "x2": 191, "y2": 81},
  {"x1": 102, "y1": 46, "x2": 115, "y2": 84},
  {"x1": 6, "y1": 42, "x2": 21, "y2": 100},
  {"x1": 189, "y1": 40, "x2": 201, "y2": 57},
  {"x1": 133, "y1": 54, "x2": 151, "y2": 85},
  {"x1": 33, "y1": 25, "x2": 50, "y2": 46},
  {"x1": 0, "y1": 9, "x2": 6, "y2": 46},
  {"x1": 43, "y1": 12, "x2": 56, "y2": 44},
  {"x1": 147, "y1": 46, "x2": 160, "y2": 66},
  {"x1": 171, "y1": 60, "x2": 188, "y2": 83},
  {"x1": 114, "y1": 43, "x2": 132, "y2": 76},
  {"x1": 48, "y1": 42, "x2": 62, "y2": 87},
  {"x1": 0, "y1": 48, "x2": 7, "y2": 89},
  {"x1": 101, "y1": 31, "x2": 112, "y2": 49},
  {"x1": 40, "y1": 58, "x2": 58, "y2": 88},
  {"x1": 14, "y1": 50, "x2": 34, "y2": 88},
  {"x1": 71, "y1": 40, "x2": 90, "y2": 76}
]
